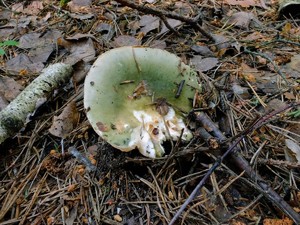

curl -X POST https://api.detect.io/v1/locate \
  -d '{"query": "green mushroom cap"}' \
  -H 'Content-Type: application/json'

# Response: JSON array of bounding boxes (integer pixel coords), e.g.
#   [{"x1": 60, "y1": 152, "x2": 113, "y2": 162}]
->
[{"x1": 84, "y1": 46, "x2": 200, "y2": 158}]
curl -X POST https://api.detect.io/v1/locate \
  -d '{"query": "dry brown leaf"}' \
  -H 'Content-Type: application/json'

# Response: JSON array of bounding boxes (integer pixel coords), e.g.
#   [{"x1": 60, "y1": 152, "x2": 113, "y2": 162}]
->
[
  {"x1": 149, "y1": 40, "x2": 167, "y2": 49},
  {"x1": 18, "y1": 30, "x2": 62, "y2": 63},
  {"x1": 0, "y1": 8, "x2": 12, "y2": 20},
  {"x1": 174, "y1": 2, "x2": 194, "y2": 16},
  {"x1": 49, "y1": 101, "x2": 79, "y2": 138},
  {"x1": 230, "y1": 220, "x2": 247, "y2": 225},
  {"x1": 42, "y1": 12, "x2": 52, "y2": 22},
  {"x1": 284, "y1": 92, "x2": 296, "y2": 100},
  {"x1": 3, "y1": 16, "x2": 33, "y2": 31},
  {"x1": 5, "y1": 53, "x2": 44, "y2": 75},
  {"x1": 212, "y1": 34, "x2": 232, "y2": 50},
  {"x1": 0, "y1": 76, "x2": 23, "y2": 103},
  {"x1": 23, "y1": 1, "x2": 43, "y2": 15},
  {"x1": 67, "y1": 0, "x2": 92, "y2": 13},
  {"x1": 128, "y1": 20, "x2": 140, "y2": 34},
  {"x1": 57, "y1": 37, "x2": 73, "y2": 50},
  {"x1": 266, "y1": 99, "x2": 288, "y2": 112},
  {"x1": 263, "y1": 217, "x2": 293, "y2": 225},
  {"x1": 11, "y1": 2, "x2": 24, "y2": 12},
  {"x1": 191, "y1": 56, "x2": 219, "y2": 72},
  {"x1": 232, "y1": 83, "x2": 251, "y2": 99},
  {"x1": 66, "y1": 33, "x2": 97, "y2": 41},
  {"x1": 254, "y1": 72, "x2": 280, "y2": 94},
  {"x1": 287, "y1": 123, "x2": 300, "y2": 142},
  {"x1": 95, "y1": 23, "x2": 115, "y2": 42},
  {"x1": 139, "y1": 15, "x2": 160, "y2": 35},
  {"x1": 240, "y1": 63, "x2": 258, "y2": 82},
  {"x1": 19, "y1": 30, "x2": 61, "y2": 49},
  {"x1": 28, "y1": 45, "x2": 55, "y2": 63},
  {"x1": 0, "y1": 14, "x2": 32, "y2": 40},
  {"x1": 64, "y1": 38, "x2": 96, "y2": 65},
  {"x1": 227, "y1": 12, "x2": 261, "y2": 29},
  {"x1": 225, "y1": 0, "x2": 268, "y2": 8},
  {"x1": 72, "y1": 61, "x2": 91, "y2": 84},
  {"x1": 285, "y1": 139, "x2": 300, "y2": 163},
  {"x1": 244, "y1": 31, "x2": 266, "y2": 41},
  {"x1": 283, "y1": 54, "x2": 300, "y2": 78},
  {"x1": 68, "y1": 13, "x2": 94, "y2": 20},
  {"x1": 191, "y1": 45, "x2": 214, "y2": 57},
  {"x1": 112, "y1": 35, "x2": 141, "y2": 47}
]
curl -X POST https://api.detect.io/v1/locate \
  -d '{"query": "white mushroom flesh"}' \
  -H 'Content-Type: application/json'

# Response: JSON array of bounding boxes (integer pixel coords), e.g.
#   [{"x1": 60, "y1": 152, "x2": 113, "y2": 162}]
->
[{"x1": 128, "y1": 107, "x2": 192, "y2": 158}]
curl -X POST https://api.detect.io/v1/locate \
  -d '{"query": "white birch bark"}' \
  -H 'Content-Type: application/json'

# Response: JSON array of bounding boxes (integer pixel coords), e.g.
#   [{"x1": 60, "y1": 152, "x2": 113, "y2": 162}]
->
[{"x1": 0, "y1": 63, "x2": 73, "y2": 144}]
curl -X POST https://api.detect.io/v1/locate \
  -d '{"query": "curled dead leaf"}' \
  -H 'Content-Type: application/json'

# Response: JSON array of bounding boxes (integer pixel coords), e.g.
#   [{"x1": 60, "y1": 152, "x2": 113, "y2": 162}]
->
[{"x1": 49, "y1": 101, "x2": 79, "y2": 138}]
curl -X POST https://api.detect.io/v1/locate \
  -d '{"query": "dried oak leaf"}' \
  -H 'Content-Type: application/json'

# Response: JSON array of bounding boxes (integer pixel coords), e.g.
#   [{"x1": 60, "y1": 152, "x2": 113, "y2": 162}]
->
[
  {"x1": 67, "y1": 0, "x2": 92, "y2": 13},
  {"x1": 149, "y1": 40, "x2": 166, "y2": 49},
  {"x1": 240, "y1": 62, "x2": 258, "y2": 82},
  {"x1": 18, "y1": 30, "x2": 62, "y2": 64},
  {"x1": 191, "y1": 45, "x2": 214, "y2": 57},
  {"x1": 5, "y1": 53, "x2": 44, "y2": 75},
  {"x1": 190, "y1": 56, "x2": 219, "y2": 72},
  {"x1": 285, "y1": 139, "x2": 300, "y2": 163},
  {"x1": 49, "y1": 102, "x2": 79, "y2": 138},
  {"x1": 139, "y1": 15, "x2": 159, "y2": 35},
  {"x1": 0, "y1": 76, "x2": 23, "y2": 102},
  {"x1": 227, "y1": 12, "x2": 261, "y2": 29},
  {"x1": 283, "y1": 54, "x2": 300, "y2": 78},
  {"x1": 23, "y1": 1, "x2": 43, "y2": 15},
  {"x1": 64, "y1": 38, "x2": 96, "y2": 65},
  {"x1": 111, "y1": 35, "x2": 141, "y2": 47},
  {"x1": 95, "y1": 23, "x2": 115, "y2": 42}
]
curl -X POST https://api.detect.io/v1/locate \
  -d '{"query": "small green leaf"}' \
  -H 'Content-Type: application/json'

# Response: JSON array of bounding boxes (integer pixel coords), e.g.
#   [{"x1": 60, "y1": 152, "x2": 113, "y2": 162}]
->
[
  {"x1": 60, "y1": 0, "x2": 71, "y2": 7},
  {"x1": 2, "y1": 40, "x2": 19, "y2": 46},
  {"x1": 0, "y1": 48, "x2": 5, "y2": 55},
  {"x1": 288, "y1": 109, "x2": 300, "y2": 118}
]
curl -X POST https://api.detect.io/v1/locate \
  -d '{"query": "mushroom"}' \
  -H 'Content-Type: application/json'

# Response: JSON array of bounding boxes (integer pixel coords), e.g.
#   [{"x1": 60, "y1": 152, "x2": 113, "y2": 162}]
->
[{"x1": 84, "y1": 46, "x2": 200, "y2": 158}]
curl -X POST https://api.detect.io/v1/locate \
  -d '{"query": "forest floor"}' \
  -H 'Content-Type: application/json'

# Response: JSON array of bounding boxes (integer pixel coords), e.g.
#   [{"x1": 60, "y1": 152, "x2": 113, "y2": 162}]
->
[{"x1": 0, "y1": 0, "x2": 300, "y2": 224}]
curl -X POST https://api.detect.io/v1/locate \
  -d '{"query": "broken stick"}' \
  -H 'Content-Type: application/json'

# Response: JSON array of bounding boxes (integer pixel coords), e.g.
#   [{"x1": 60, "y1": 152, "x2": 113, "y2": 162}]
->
[{"x1": 0, "y1": 63, "x2": 73, "y2": 145}]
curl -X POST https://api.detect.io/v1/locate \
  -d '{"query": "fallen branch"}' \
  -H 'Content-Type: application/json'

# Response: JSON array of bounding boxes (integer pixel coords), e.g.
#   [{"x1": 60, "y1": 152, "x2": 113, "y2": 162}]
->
[
  {"x1": 169, "y1": 103, "x2": 300, "y2": 225},
  {"x1": 114, "y1": 0, "x2": 214, "y2": 41},
  {"x1": 0, "y1": 63, "x2": 73, "y2": 145}
]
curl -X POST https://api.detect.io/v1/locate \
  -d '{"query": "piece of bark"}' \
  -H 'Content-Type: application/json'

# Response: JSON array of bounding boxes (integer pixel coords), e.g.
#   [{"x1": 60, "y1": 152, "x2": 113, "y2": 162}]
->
[{"x1": 0, "y1": 63, "x2": 73, "y2": 145}]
